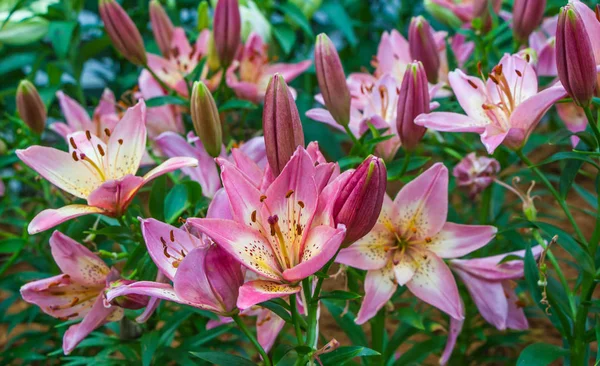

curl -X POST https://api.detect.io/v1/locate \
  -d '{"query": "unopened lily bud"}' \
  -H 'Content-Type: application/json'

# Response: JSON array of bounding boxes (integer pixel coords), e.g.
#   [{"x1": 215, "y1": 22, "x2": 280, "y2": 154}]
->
[
  {"x1": 453, "y1": 153, "x2": 500, "y2": 199},
  {"x1": 333, "y1": 156, "x2": 387, "y2": 246},
  {"x1": 396, "y1": 61, "x2": 429, "y2": 151},
  {"x1": 99, "y1": 0, "x2": 147, "y2": 66},
  {"x1": 213, "y1": 0, "x2": 241, "y2": 68},
  {"x1": 556, "y1": 4, "x2": 597, "y2": 107},
  {"x1": 197, "y1": 1, "x2": 210, "y2": 31},
  {"x1": 408, "y1": 17, "x2": 440, "y2": 84},
  {"x1": 191, "y1": 81, "x2": 222, "y2": 158},
  {"x1": 107, "y1": 280, "x2": 149, "y2": 309},
  {"x1": 150, "y1": 0, "x2": 174, "y2": 58},
  {"x1": 16, "y1": 80, "x2": 46, "y2": 134},
  {"x1": 512, "y1": 0, "x2": 546, "y2": 43},
  {"x1": 207, "y1": 32, "x2": 221, "y2": 71},
  {"x1": 315, "y1": 33, "x2": 351, "y2": 126},
  {"x1": 263, "y1": 74, "x2": 305, "y2": 176}
]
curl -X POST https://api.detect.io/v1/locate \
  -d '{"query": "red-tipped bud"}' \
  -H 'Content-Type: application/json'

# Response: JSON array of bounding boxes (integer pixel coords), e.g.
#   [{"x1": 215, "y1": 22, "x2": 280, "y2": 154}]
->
[
  {"x1": 408, "y1": 16, "x2": 440, "y2": 84},
  {"x1": 150, "y1": 0, "x2": 174, "y2": 58},
  {"x1": 315, "y1": 33, "x2": 351, "y2": 126},
  {"x1": 191, "y1": 81, "x2": 222, "y2": 158},
  {"x1": 396, "y1": 62, "x2": 429, "y2": 151},
  {"x1": 263, "y1": 74, "x2": 305, "y2": 176},
  {"x1": 512, "y1": 0, "x2": 546, "y2": 43},
  {"x1": 213, "y1": 0, "x2": 241, "y2": 68},
  {"x1": 16, "y1": 80, "x2": 46, "y2": 134},
  {"x1": 333, "y1": 156, "x2": 387, "y2": 246},
  {"x1": 107, "y1": 280, "x2": 149, "y2": 310},
  {"x1": 556, "y1": 5, "x2": 597, "y2": 107},
  {"x1": 99, "y1": 0, "x2": 147, "y2": 66}
]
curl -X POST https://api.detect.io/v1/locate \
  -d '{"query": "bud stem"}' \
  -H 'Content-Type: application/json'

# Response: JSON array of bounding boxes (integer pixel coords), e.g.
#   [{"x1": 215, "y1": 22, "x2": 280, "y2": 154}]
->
[
  {"x1": 582, "y1": 106, "x2": 600, "y2": 150},
  {"x1": 233, "y1": 314, "x2": 272, "y2": 366}
]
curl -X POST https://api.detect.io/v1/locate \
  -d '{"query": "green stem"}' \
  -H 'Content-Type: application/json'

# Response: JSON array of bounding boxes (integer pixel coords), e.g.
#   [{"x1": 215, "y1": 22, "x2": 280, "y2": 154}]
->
[
  {"x1": 398, "y1": 151, "x2": 412, "y2": 178},
  {"x1": 583, "y1": 106, "x2": 600, "y2": 149},
  {"x1": 516, "y1": 149, "x2": 588, "y2": 246},
  {"x1": 479, "y1": 184, "x2": 492, "y2": 225},
  {"x1": 343, "y1": 124, "x2": 361, "y2": 151},
  {"x1": 233, "y1": 314, "x2": 272, "y2": 366},
  {"x1": 571, "y1": 275, "x2": 596, "y2": 365},
  {"x1": 290, "y1": 294, "x2": 304, "y2": 345},
  {"x1": 371, "y1": 309, "x2": 385, "y2": 365}
]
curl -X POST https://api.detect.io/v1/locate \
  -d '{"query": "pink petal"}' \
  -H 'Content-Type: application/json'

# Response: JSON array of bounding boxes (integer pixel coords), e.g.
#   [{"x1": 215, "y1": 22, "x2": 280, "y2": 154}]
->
[
  {"x1": 105, "y1": 280, "x2": 197, "y2": 307},
  {"x1": 136, "y1": 271, "x2": 168, "y2": 323},
  {"x1": 50, "y1": 231, "x2": 110, "y2": 286},
  {"x1": 425, "y1": 222, "x2": 497, "y2": 259},
  {"x1": 355, "y1": 263, "x2": 397, "y2": 324},
  {"x1": 93, "y1": 89, "x2": 118, "y2": 121},
  {"x1": 28, "y1": 205, "x2": 106, "y2": 234},
  {"x1": 171, "y1": 27, "x2": 193, "y2": 58},
  {"x1": 105, "y1": 100, "x2": 147, "y2": 180},
  {"x1": 202, "y1": 245, "x2": 245, "y2": 313},
  {"x1": 336, "y1": 223, "x2": 393, "y2": 270},
  {"x1": 16, "y1": 146, "x2": 102, "y2": 199},
  {"x1": 187, "y1": 218, "x2": 282, "y2": 280},
  {"x1": 262, "y1": 60, "x2": 312, "y2": 83},
  {"x1": 305, "y1": 109, "x2": 345, "y2": 133},
  {"x1": 238, "y1": 136, "x2": 267, "y2": 168},
  {"x1": 56, "y1": 91, "x2": 93, "y2": 132},
  {"x1": 406, "y1": 251, "x2": 463, "y2": 320},
  {"x1": 142, "y1": 157, "x2": 199, "y2": 184},
  {"x1": 503, "y1": 281, "x2": 529, "y2": 330},
  {"x1": 556, "y1": 102, "x2": 587, "y2": 147},
  {"x1": 87, "y1": 175, "x2": 144, "y2": 214},
  {"x1": 257, "y1": 309, "x2": 285, "y2": 353},
  {"x1": 282, "y1": 225, "x2": 346, "y2": 282},
  {"x1": 231, "y1": 148, "x2": 264, "y2": 184},
  {"x1": 140, "y1": 218, "x2": 204, "y2": 281},
  {"x1": 219, "y1": 159, "x2": 263, "y2": 224},
  {"x1": 394, "y1": 163, "x2": 449, "y2": 239},
  {"x1": 236, "y1": 280, "x2": 301, "y2": 310},
  {"x1": 440, "y1": 313, "x2": 464, "y2": 365},
  {"x1": 50, "y1": 122, "x2": 75, "y2": 139},
  {"x1": 63, "y1": 295, "x2": 123, "y2": 354},
  {"x1": 206, "y1": 188, "x2": 233, "y2": 220},
  {"x1": 447, "y1": 69, "x2": 489, "y2": 121},
  {"x1": 414, "y1": 112, "x2": 487, "y2": 133}
]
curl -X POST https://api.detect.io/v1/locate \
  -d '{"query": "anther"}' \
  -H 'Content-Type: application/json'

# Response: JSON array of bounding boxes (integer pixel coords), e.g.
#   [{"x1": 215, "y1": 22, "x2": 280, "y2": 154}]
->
[
  {"x1": 251, "y1": 210, "x2": 257, "y2": 222},
  {"x1": 118, "y1": 139, "x2": 124, "y2": 145},
  {"x1": 97, "y1": 144, "x2": 105, "y2": 156},
  {"x1": 104, "y1": 128, "x2": 111, "y2": 137},
  {"x1": 488, "y1": 74, "x2": 499, "y2": 84},
  {"x1": 467, "y1": 80, "x2": 478, "y2": 89},
  {"x1": 163, "y1": 247, "x2": 171, "y2": 258},
  {"x1": 298, "y1": 201, "x2": 305, "y2": 208},
  {"x1": 72, "y1": 151, "x2": 79, "y2": 161},
  {"x1": 286, "y1": 190, "x2": 294, "y2": 198},
  {"x1": 425, "y1": 237, "x2": 432, "y2": 243},
  {"x1": 515, "y1": 69, "x2": 522, "y2": 77},
  {"x1": 170, "y1": 230, "x2": 175, "y2": 242},
  {"x1": 260, "y1": 195, "x2": 267, "y2": 202},
  {"x1": 85, "y1": 130, "x2": 92, "y2": 140},
  {"x1": 69, "y1": 137, "x2": 77, "y2": 149}
]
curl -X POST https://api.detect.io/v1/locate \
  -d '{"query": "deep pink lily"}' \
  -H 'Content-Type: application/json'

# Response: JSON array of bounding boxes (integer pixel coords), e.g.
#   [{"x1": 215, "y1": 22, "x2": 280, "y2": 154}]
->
[
  {"x1": 17, "y1": 100, "x2": 198, "y2": 234},
  {"x1": 415, "y1": 54, "x2": 567, "y2": 153},
  {"x1": 336, "y1": 163, "x2": 496, "y2": 324},
  {"x1": 20, "y1": 231, "x2": 124, "y2": 354},
  {"x1": 188, "y1": 147, "x2": 346, "y2": 309},
  {"x1": 226, "y1": 32, "x2": 312, "y2": 103},
  {"x1": 528, "y1": 16, "x2": 558, "y2": 77},
  {"x1": 147, "y1": 28, "x2": 222, "y2": 97},
  {"x1": 51, "y1": 89, "x2": 120, "y2": 142},
  {"x1": 440, "y1": 247, "x2": 542, "y2": 364}
]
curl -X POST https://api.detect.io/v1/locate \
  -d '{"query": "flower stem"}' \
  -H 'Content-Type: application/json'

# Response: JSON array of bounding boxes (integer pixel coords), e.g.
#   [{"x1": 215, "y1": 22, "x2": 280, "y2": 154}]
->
[
  {"x1": 515, "y1": 149, "x2": 588, "y2": 246},
  {"x1": 233, "y1": 314, "x2": 272, "y2": 366},
  {"x1": 371, "y1": 309, "x2": 386, "y2": 365},
  {"x1": 583, "y1": 106, "x2": 600, "y2": 149},
  {"x1": 398, "y1": 150, "x2": 412, "y2": 179},
  {"x1": 290, "y1": 294, "x2": 304, "y2": 345}
]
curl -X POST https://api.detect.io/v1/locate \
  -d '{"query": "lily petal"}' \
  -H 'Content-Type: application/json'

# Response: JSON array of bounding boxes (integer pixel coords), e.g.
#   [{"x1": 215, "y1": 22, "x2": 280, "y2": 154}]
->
[
  {"x1": 142, "y1": 157, "x2": 199, "y2": 184},
  {"x1": 50, "y1": 231, "x2": 110, "y2": 286},
  {"x1": 257, "y1": 309, "x2": 286, "y2": 353},
  {"x1": 503, "y1": 281, "x2": 528, "y2": 330},
  {"x1": 425, "y1": 222, "x2": 497, "y2": 259},
  {"x1": 207, "y1": 188, "x2": 233, "y2": 220},
  {"x1": 336, "y1": 223, "x2": 393, "y2": 270},
  {"x1": 106, "y1": 100, "x2": 147, "y2": 180},
  {"x1": 136, "y1": 271, "x2": 168, "y2": 323},
  {"x1": 414, "y1": 112, "x2": 487, "y2": 133},
  {"x1": 28, "y1": 205, "x2": 106, "y2": 234},
  {"x1": 237, "y1": 280, "x2": 301, "y2": 310},
  {"x1": 509, "y1": 85, "x2": 568, "y2": 140},
  {"x1": 440, "y1": 313, "x2": 464, "y2": 365},
  {"x1": 86, "y1": 175, "x2": 144, "y2": 214},
  {"x1": 173, "y1": 247, "x2": 223, "y2": 312},
  {"x1": 56, "y1": 91, "x2": 92, "y2": 132},
  {"x1": 355, "y1": 263, "x2": 396, "y2": 324},
  {"x1": 219, "y1": 159, "x2": 264, "y2": 225}
]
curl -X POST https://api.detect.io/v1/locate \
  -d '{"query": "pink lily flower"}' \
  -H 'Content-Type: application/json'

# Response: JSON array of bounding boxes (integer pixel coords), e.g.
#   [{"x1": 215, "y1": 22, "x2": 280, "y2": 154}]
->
[
  {"x1": 336, "y1": 163, "x2": 497, "y2": 324},
  {"x1": 20, "y1": 231, "x2": 124, "y2": 354},
  {"x1": 453, "y1": 153, "x2": 500, "y2": 199},
  {"x1": 415, "y1": 54, "x2": 567, "y2": 153},
  {"x1": 556, "y1": 102, "x2": 587, "y2": 146},
  {"x1": 51, "y1": 89, "x2": 120, "y2": 142},
  {"x1": 147, "y1": 28, "x2": 222, "y2": 97},
  {"x1": 528, "y1": 16, "x2": 558, "y2": 77},
  {"x1": 16, "y1": 100, "x2": 198, "y2": 234},
  {"x1": 155, "y1": 131, "x2": 266, "y2": 198},
  {"x1": 105, "y1": 189, "x2": 245, "y2": 315},
  {"x1": 188, "y1": 147, "x2": 346, "y2": 309},
  {"x1": 226, "y1": 32, "x2": 312, "y2": 103},
  {"x1": 440, "y1": 247, "x2": 542, "y2": 364},
  {"x1": 425, "y1": 0, "x2": 502, "y2": 26},
  {"x1": 138, "y1": 70, "x2": 184, "y2": 139}
]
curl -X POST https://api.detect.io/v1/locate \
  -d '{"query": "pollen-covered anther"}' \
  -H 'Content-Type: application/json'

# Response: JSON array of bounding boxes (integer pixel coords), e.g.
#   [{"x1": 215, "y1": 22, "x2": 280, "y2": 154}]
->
[
  {"x1": 104, "y1": 128, "x2": 111, "y2": 137},
  {"x1": 169, "y1": 230, "x2": 175, "y2": 242},
  {"x1": 72, "y1": 151, "x2": 79, "y2": 161},
  {"x1": 97, "y1": 144, "x2": 105, "y2": 156},
  {"x1": 85, "y1": 130, "x2": 92, "y2": 140},
  {"x1": 260, "y1": 195, "x2": 267, "y2": 202},
  {"x1": 251, "y1": 210, "x2": 257, "y2": 222},
  {"x1": 118, "y1": 139, "x2": 124, "y2": 145},
  {"x1": 425, "y1": 237, "x2": 432, "y2": 243},
  {"x1": 285, "y1": 190, "x2": 294, "y2": 198},
  {"x1": 468, "y1": 80, "x2": 478, "y2": 89},
  {"x1": 297, "y1": 201, "x2": 305, "y2": 209},
  {"x1": 69, "y1": 137, "x2": 78, "y2": 149}
]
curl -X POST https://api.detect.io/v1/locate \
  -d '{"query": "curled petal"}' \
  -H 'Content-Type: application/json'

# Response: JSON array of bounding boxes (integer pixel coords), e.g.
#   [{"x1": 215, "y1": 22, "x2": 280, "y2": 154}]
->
[
  {"x1": 236, "y1": 280, "x2": 301, "y2": 310},
  {"x1": 29, "y1": 205, "x2": 106, "y2": 234}
]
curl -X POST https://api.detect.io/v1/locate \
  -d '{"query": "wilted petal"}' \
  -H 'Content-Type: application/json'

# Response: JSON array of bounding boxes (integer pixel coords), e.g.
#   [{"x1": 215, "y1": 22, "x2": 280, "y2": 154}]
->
[
  {"x1": 50, "y1": 231, "x2": 110, "y2": 286},
  {"x1": 28, "y1": 205, "x2": 106, "y2": 234},
  {"x1": 237, "y1": 280, "x2": 301, "y2": 310},
  {"x1": 336, "y1": 223, "x2": 393, "y2": 270},
  {"x1": 425, "y1": 222, "x2": 496, "y2": 259},
  {"x1": 355, "y1": 263, "x2": 396, "y2": 324}
]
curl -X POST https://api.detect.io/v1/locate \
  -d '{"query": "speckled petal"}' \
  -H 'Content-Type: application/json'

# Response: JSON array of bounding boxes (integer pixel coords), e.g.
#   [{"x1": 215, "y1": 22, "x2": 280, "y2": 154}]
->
[
  {"x1": 355, "y1": 262, "x2": 397, "y2": 324},
  {"x1": 236, "y1": 280, "x2": 301, "y2": 310},
  {"x1": 50, "y1": 231, "x2": 110, "y2": 286},
  {"x1": 28, "y1": 205, "x2": 106, "y2": 235},
  {"x1": 106, "y1": 100, "x2": 147, "y2": 180},
  {"x1": 425, "y1": 222, "x2": 496, "y2": 259},
  {"x1": 336, "y1": 223, "x2": 393, "y2": 270}
]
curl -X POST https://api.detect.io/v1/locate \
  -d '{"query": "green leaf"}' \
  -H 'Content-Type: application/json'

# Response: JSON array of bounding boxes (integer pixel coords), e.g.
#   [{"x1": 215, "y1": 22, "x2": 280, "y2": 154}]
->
[
  {"x1": 319, "y1": 290, "x2": 361, "y2": 300},
  {"x1": 145, "y1": 95, "x2": 188, "y2": 108},
  {"x1": 218, "y1": 98, "x2": 258, "y2": 112},
  {"x1": 321, "y1": 1, "x2": 357, "y2": 47},
  {"x1": 394, "y1": 307, "x2": 425, "y2": 330},
  {"x1": 394, "y1": 337, "x2": 445, "y2": 365},
  {"x1": 276, "y1": 2, "x2": 314, "y2": 38},
  {"x1": 0, "y1": 238, "x2": 24, "y2": 254},
  {"x1": 259, "y1": 300, "x2": 292, "y2": 323},
  {"x1": 319, "y1": 346, "x2": 379, "y2": 365},
  {"x1": 517, "y1": 343, "x2": 567, "y2": 365},
  {"x1": 190, "y1": 352, "x2": 255, "y2": 366},
  {"x1": 48, "y1": 21, "x2": 77, "y2": 59},
  {"x1": 0, "y1": 52, "x2": 36, "y2": 75},
  {"x1": 273, "y1": 23, "x2": 297, "y2": 56},
  {"x1": 164, "y1": 185, "x2": 190, "y2": 223},
  {"x1": 141, "y1": 332, "x2": 160, "y2": 366},
  {"x1": 536, "y1": 152, "x2": 600, "y2": 171},
  {"x1": 149, "y1": 175, "x2": 167, "y2": 221},
  {"x1": 0, "y1": 16, "x2": 49, "y2": 45}
]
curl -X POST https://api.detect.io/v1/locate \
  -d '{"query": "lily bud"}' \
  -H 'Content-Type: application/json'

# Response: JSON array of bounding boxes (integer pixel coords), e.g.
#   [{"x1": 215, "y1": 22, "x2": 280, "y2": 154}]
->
[
  {"x1": 396, "y1": 61, "x2": 429, "y2": 151},
  {"x1": 333, "y1": 156, "x2": 387, "y2": 246},
  {"x1": 16, "y1": 80, "x2": 46, "y2": 134},
  {"x1": 408, "y1": 16, "x2": 440, "y2": 84},
  {"x1": 99, "y1": 0, "x2": 147, "y2": 66},
  {"x1": 191, "y1": 81, "x2": 222, "y2": 158},
  {"x1": 263, "y1": 74, "x2": 305, "y2": 176},
  {"x1": 150, "y1": 0, "x2": 174, "y2": 58},
  {"x1": 512, "y1": 0, "x2": 546, "y2": 43},
  {"x1": 453, "y1": 153, "x2": 500, "y2": 199},
  {"x1": 556, "y1": 4, "x2": 597, "y2": 107},
  {"x1": 213, "y1": 0, "x2": 241, "y2": 68},
  {"x1": 315, "y1": 33, "x2": 351, "y2": 126},
  {"x1": 107, "y1": 280, "x2": 149, "y2": 310},
  {"x1": 197, "y1": 1, "x2": 210, "y2": 31}
]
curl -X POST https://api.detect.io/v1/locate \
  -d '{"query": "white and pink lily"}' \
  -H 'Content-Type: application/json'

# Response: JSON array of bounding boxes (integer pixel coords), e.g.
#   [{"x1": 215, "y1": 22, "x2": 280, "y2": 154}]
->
[
  {"x1": 415, "y1": 54, "x2": 567, "y2": 153},
  {"x1": 189, "y1": 147, "x2": 346, "y2": 309},
  {"x1": 20, "y1": 231, "x2": 124, "y2": 354},
  {"x1": 336, "y1": 163, "x2": 496, "y2": 324},
  {"x1": 17, "y1": 100, "x2": 198, "y2": 234},
  {"x1": 138, "y1": 70, "x2": 184, "y2": 139}
]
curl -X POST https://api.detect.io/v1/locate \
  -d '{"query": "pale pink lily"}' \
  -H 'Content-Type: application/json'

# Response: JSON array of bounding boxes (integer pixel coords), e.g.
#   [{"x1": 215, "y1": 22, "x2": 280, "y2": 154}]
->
[
  {"x1": 415, "y1": 54, "x2": 567, "y2": 153},
  {"x1": 528, "y1": 16, "x2": 558, "y2": 77},
  {"x1": 147, "y1": 28, "x2": 221, "y2": 97},
  {"x1": 105, "y1": 190, "x2": 245, "y2": 316},
  {"x1": 16, "y1": 100, "x2": 198, "y2": 234},
  {"x1": 226, "y1": 32, "x2": 312, "y2": 103},
  {"x1": 51, "y1": 90, "x2": 120, "y2": 142},
  {"x1": 440, "y1": 247, "x2": 542, "y2": 364},
  {"x1": 155, "y1": 132, "x2": 267, "y2": 198},
  {"x1": 189, "y1": 147, "x2": 346, "y2": 309},
  {"x1": 336, "y1": 163, "x2": 496, "y2": 324},
  {"x1": 138, "y1": 70, "x2": 184, "y2": 139},
  {"x1": 20, "y1": 231, "x2": 124, "y2": 354}
]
